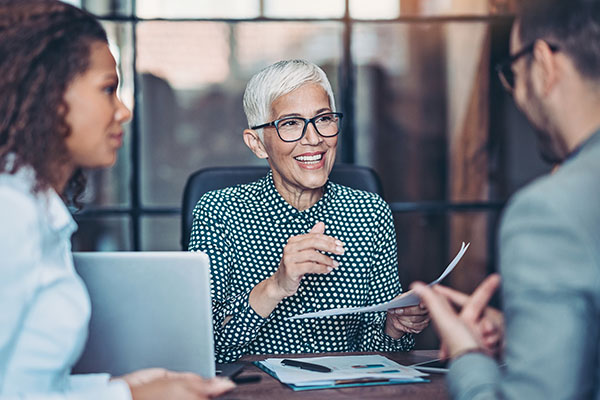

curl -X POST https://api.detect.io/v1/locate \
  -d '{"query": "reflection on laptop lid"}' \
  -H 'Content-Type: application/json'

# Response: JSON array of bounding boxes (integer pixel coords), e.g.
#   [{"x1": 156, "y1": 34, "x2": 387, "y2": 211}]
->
[{"x1": 72, "y1": 251, "x2": 215, "y2": 378}]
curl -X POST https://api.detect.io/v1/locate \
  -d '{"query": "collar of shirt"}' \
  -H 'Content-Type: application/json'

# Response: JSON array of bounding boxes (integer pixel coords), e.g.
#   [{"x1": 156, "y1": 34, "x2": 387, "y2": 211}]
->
[
  {"x1": 564, "y1": 126, "x2": 600, "y2": 163},
  {"x1": 254, "y1": 170, "x2": 336, "y2": 227},
  {"x1": 13, "y1": 164, "x2": 77, "y2": 238},
  {"x1": 44, "y1": 189, "x2": 77, "y2": 238}
]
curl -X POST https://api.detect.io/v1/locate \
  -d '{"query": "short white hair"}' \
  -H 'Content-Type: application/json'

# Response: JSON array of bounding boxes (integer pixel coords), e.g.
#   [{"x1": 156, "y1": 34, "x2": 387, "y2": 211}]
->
[{"x1": 243, "y1": 59, "x2": 336, "y2": 140}]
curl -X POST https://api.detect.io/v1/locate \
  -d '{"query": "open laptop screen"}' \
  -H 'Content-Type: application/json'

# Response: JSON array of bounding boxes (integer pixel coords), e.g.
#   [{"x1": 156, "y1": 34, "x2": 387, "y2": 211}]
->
[{"x1": 72, "y1": 251, "x2": 215, "y2": 378}]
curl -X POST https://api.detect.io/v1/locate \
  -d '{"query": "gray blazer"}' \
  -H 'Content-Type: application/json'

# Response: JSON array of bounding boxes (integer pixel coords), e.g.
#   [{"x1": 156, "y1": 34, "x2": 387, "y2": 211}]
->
[{"x1": 447, "y1": 129, "x2": 600, "y2": 400}]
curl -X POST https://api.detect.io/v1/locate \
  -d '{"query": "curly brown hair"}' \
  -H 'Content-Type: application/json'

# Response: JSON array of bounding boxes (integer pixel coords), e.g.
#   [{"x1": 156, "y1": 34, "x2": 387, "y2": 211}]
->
[{"x1": 0, "y1": 0, "x2": 108, "y2": 204}]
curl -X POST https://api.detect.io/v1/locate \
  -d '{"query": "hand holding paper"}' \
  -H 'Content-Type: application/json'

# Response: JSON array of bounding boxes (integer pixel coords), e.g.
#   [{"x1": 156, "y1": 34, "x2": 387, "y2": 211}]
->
[{"x1": 288, "y1": 242, "x2": 470, "y2": 320}]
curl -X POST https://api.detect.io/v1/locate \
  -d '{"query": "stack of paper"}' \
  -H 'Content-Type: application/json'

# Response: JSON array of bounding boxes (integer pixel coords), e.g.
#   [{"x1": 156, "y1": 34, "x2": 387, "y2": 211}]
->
[{"x1": 255, "y1": 355, "x2": 428, "y2": 391}]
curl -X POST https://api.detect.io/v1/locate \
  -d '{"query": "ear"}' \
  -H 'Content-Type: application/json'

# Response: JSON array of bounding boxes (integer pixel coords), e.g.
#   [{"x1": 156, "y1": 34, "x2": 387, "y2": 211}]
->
[
  {"x1": 243, "y1": 129, "x2": 268, "y2": 159},
  {"x1": 531, "y1": 39, "x2": 560, "y2": 96}
]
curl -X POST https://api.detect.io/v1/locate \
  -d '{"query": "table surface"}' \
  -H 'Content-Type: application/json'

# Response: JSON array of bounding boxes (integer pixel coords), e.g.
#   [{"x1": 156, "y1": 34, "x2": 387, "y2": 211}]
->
[{"x1": 217, "y1": 350, "x2": 448, "y2": 400}]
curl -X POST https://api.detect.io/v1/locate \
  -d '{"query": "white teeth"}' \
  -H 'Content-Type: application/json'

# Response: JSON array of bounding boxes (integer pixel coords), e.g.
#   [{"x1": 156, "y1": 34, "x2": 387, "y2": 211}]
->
[{"x1": 295, "y1": 154, "x2": 323, "y2": 162}]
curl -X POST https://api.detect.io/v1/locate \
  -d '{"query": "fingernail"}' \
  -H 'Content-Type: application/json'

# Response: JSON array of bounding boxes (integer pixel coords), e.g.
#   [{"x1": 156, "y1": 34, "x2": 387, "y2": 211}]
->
[
  {"x1": 336, "y1": 246, "x2": 345, "y2": 254},
  {"x1": 335, "y1": 240, "x2": 343, "y2": 246},
  {"x1": 333, "y1": 260, "x2": 340, "y2": 268},
  {"x1": 327, "y1": 266, "x2": 333, "y2": 272}
]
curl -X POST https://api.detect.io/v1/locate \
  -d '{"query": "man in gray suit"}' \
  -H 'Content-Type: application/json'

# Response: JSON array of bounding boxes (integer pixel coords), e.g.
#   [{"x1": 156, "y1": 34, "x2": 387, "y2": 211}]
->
[{"x1": 413, "y1": 0, "x2": 600, "y2": 398}]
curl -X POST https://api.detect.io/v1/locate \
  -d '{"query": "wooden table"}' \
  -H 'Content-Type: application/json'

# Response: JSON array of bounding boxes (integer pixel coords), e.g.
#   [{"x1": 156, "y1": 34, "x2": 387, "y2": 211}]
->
[{"x1": 217, "y1": 350, "x2": 448, "y2": 399}]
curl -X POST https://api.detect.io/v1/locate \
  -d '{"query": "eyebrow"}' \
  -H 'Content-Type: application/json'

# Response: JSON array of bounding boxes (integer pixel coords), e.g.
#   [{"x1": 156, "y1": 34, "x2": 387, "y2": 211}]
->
[{"x1": 276, "y1": 108, "x2": 332, "y2": 120}]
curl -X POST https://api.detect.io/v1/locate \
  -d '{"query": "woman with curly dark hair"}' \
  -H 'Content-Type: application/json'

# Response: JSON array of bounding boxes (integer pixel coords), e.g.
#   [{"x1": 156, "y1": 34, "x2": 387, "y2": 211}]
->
[{"x1": 0, "y1": 1, "x2": 234, "y2": 399}]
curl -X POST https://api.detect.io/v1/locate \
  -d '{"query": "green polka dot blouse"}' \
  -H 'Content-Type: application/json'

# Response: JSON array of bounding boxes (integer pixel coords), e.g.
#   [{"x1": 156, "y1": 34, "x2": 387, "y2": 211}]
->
[{"x1": 189, "y1": 171, "x2": 415, "y2": 363}]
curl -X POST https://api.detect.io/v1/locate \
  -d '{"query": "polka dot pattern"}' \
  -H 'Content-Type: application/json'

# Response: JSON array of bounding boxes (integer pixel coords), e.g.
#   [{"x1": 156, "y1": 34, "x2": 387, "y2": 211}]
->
[{"x1": 189, "y1": 171, "x2": 414, "y2": 363}]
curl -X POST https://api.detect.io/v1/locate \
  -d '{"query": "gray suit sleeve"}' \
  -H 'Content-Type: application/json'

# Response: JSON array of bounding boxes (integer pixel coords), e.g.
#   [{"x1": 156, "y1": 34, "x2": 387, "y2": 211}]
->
[{"x1": 447, "y1": 188, "x2": 600, "y2": 400}]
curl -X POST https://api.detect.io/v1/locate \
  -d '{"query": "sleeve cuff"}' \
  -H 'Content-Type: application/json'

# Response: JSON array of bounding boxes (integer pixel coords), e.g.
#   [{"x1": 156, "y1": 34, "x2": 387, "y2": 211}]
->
[
  {"x1": 373, "y1": 316, "x2": 415, "y2": 352},
  {"x1": 104, "y1": 380, "x2": 133, "y2": 400},
  {"x1": 68, "y1": 374, "x2": 132, "y2": 400},
  {"x1": 380, "y1": 331, "x2": 415, "y2": 352},
  {"x1": 241, "y1": 300, "x2": 270, "y2": 329},
  {"x1": 220, "y1": 290, "x2": 269, "y2": 333},
  {"x1": 69, "y1": 373, "x2": 112, "y2": 389},
  {"x1": 447, "y1": 352, "x2": 501, "y2": 400},
  {"x1": 214, "y1": 292, "x2": 269, "y2": 356}
]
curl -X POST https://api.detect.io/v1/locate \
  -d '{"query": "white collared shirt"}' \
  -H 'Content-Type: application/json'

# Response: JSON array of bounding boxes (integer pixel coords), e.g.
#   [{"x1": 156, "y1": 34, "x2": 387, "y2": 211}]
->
[{"x1": 0, "y1": 167, "x2": 130, "y2": 399}]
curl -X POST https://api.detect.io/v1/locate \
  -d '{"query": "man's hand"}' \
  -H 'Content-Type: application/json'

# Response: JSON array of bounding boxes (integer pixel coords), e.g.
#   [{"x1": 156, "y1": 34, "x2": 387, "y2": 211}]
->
[
  {"x1": 411, "y1": 274, "x2": 502, "y2": 360},
  {"x1": 433, "y1": 281, "x2": 504, "y2": 358}
]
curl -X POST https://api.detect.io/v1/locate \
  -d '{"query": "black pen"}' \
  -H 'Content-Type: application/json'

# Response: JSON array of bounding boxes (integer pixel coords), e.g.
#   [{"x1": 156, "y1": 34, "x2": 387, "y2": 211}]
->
[
  {"x1": 281, "y1": 359, "x2": 332, "y2": 373},
  {"x1": 232, "y1": 374, "x2": 262, "y2": 384}
]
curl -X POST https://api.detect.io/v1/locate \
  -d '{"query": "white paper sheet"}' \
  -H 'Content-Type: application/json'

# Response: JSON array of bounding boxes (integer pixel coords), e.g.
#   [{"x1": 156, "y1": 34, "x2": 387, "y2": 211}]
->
[{"x1": 288, "y1": 242, "x2": 470, "y2": 320}]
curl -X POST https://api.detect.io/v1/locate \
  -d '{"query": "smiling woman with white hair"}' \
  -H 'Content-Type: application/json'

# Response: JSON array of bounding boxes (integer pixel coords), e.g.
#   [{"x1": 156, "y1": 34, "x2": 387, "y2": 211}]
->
[{"x1": 188, "y1": 59, "x2": 429, "y2": 363}]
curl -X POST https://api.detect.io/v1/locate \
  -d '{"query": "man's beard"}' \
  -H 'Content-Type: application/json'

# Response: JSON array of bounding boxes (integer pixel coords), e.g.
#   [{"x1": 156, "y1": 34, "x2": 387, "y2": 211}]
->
[
  {"x1": 524, "y1": 78, "x2": 567, "y2": 164},
  {"x1": 535, "y1": 127, "x2": 563, "y2": 164}
]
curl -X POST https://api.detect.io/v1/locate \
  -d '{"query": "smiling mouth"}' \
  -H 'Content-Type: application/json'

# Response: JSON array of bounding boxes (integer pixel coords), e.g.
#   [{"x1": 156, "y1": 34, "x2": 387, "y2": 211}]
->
[{"x1": 294, "y1": 153, "x2": 323, "y2": 164}]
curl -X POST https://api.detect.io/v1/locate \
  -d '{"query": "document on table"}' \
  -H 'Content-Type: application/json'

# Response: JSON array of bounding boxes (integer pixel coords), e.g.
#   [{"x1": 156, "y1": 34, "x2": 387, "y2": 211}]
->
[
  {"x1": 255, "y1": 354, "x2": 428, "y2": 391},
  {"x1": 288, "y1": 242, "x2": 470, "y2": 320}
]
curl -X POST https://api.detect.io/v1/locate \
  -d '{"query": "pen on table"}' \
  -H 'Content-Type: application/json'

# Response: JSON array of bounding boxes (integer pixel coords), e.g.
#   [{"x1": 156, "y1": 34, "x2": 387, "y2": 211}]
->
[
  {"x1": 281, "y1": 359, "x2": 332, "y2": 373},
  {"x1": 232, "y1": 374, "x2": 262, "y2": 384}
]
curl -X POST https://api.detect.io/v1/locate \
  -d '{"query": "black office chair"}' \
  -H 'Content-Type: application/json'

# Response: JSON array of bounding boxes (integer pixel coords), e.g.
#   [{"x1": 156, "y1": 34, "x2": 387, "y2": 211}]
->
[{"x1": 180, "y1": 164, "x2": 383, "y2": 250}]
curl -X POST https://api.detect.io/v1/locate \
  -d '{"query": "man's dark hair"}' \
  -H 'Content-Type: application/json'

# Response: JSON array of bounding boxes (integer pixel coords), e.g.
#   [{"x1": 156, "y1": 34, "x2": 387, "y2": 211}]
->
[{"x1": 517, "y1": 0, "x2": 600, "y2": 81}]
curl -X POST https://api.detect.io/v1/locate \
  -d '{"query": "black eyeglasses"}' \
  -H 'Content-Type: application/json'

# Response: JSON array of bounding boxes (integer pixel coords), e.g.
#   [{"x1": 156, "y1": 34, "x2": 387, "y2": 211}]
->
[
  {"x1": 495, "y1": 42, "x2": 559, "y2": 92},
  {"x1": 251, "y1": 112, "x2": 343, "y2": 143}
]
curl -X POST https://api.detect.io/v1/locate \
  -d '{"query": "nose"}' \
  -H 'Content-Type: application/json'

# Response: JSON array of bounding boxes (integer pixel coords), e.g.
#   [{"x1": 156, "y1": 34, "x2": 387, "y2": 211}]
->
[
  {"x1": 115, "y1": 97, "x2": 132, "y2": 124},
  {"x1": 301, "y1": 121, "x2": 322, "y2": 145}
]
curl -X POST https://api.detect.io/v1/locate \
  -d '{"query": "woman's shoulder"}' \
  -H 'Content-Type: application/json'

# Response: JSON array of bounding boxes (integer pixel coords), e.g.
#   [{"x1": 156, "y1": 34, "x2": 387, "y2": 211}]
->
[
  {"x1": 0, "y1": 173, "x2": 44, "y2": 258},
  {"x1": 0, "y1": 172, "x2": 39, "y2": 219},
  {"x1": 329, "y1": 181, "x2": 388, "y2": 208},
  {"x1": 195, "y1": 178, "x2": 265, "y2": 211}
]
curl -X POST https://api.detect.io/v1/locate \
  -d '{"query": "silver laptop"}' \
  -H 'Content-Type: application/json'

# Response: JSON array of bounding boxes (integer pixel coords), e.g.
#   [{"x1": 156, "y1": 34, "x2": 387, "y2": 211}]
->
[{"x1": 72, "y1": 251, "x2": 215, "y2": 378}]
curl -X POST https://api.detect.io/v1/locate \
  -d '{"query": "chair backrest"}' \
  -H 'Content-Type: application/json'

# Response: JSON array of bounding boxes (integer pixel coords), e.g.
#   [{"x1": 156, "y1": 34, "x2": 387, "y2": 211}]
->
[{"x1": 180, "y1": 164, "x2": 383, "y2": 250}]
